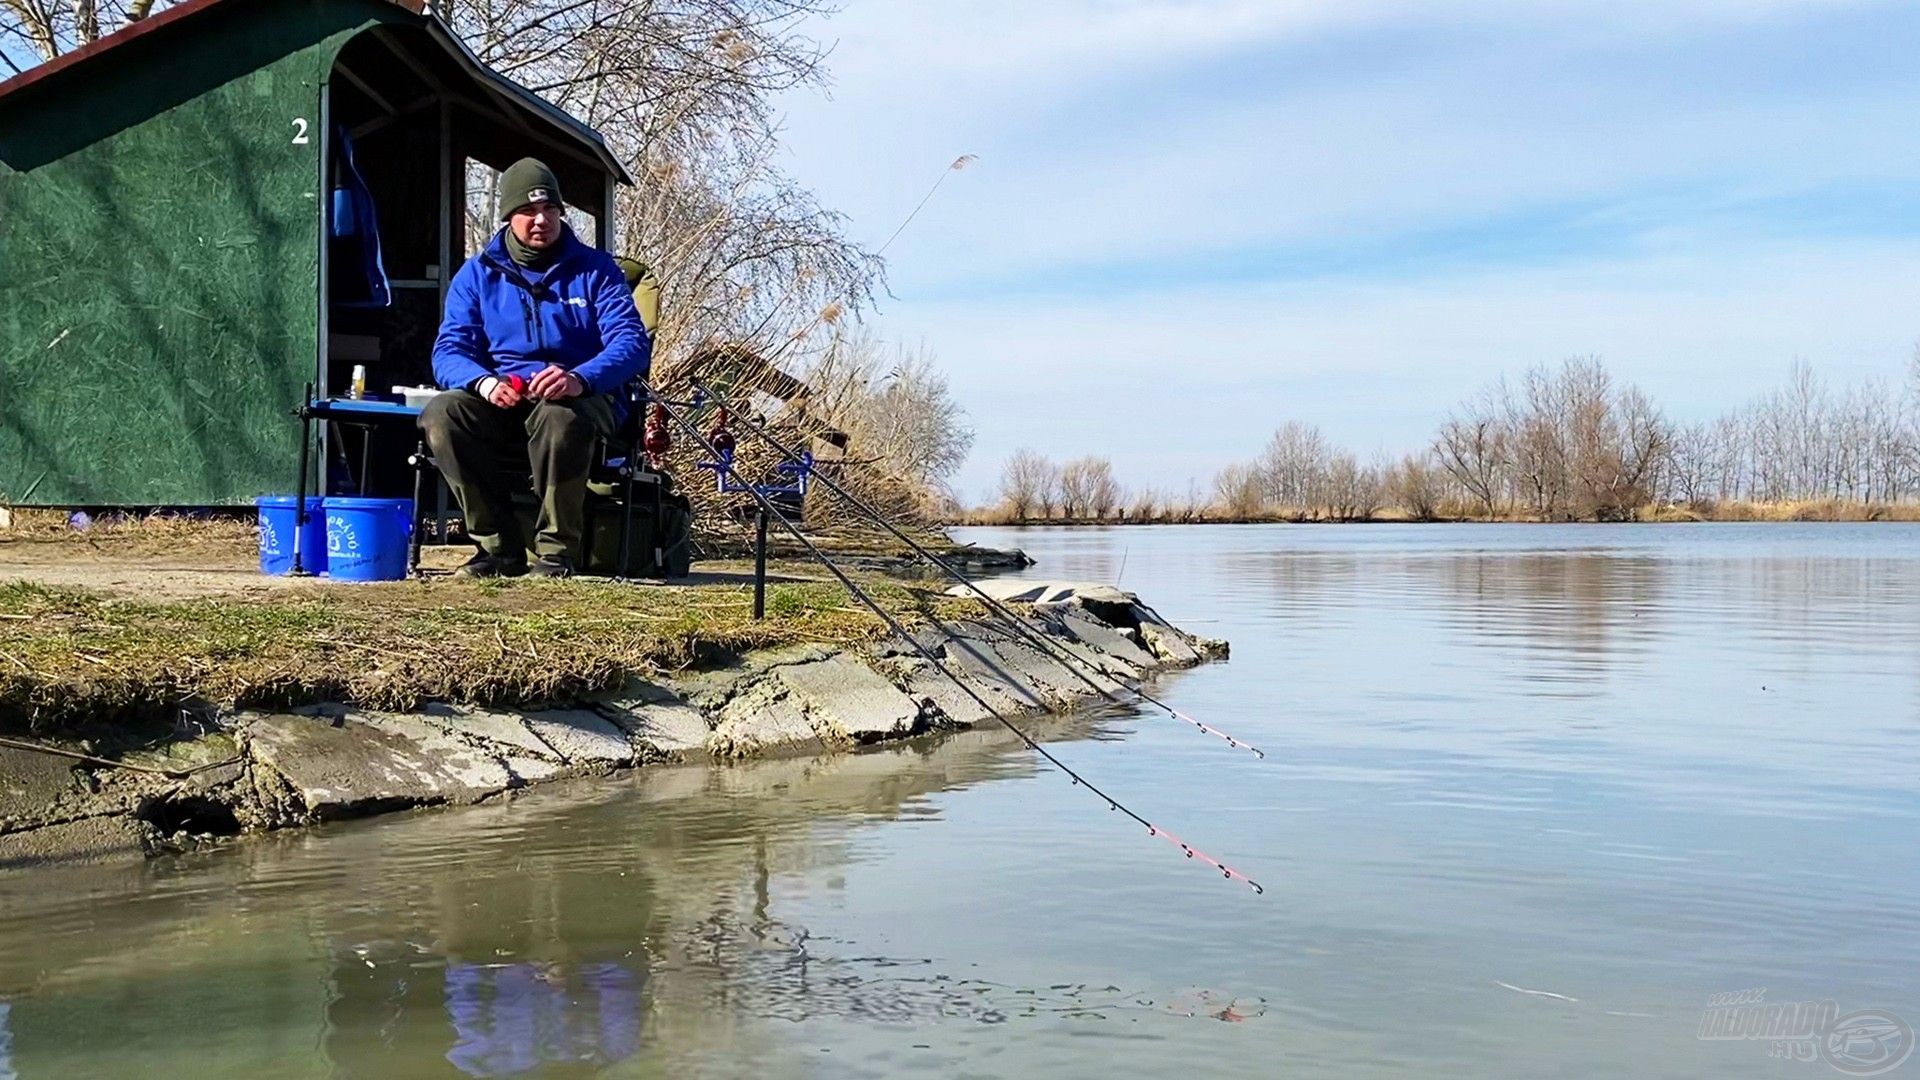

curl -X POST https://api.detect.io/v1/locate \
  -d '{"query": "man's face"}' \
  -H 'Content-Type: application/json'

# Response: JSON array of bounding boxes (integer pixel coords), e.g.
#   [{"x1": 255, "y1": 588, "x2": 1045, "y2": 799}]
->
[{"x1": 509, "y1": 200, "x2": 564, "y2": 249}]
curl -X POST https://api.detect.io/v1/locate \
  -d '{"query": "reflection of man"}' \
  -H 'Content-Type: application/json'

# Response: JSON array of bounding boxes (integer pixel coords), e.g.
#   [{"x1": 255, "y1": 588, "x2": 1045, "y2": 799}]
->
[
  {"x1": 444, "y1": 961, "x2": 644, "y2": 1077},
  {"x1": 423, "y1": 157, "x2": 649, "y2": 579}
]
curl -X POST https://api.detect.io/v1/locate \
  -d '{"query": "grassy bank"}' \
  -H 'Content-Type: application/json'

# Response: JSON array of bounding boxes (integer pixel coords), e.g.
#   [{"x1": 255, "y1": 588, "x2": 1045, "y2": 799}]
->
[
  {"x1": 0, "y1": 575, "x2": 977, "y2": 732},
  {"x1": 0, "y1": 508, "x2": 996, "y2": 731}
]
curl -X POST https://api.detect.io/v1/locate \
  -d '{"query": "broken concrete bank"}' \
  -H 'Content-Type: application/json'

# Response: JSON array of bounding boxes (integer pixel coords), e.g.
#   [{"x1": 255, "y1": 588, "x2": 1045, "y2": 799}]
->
[{"x1": 0, "y1": 584, "x2": 1224, "y2": 869}]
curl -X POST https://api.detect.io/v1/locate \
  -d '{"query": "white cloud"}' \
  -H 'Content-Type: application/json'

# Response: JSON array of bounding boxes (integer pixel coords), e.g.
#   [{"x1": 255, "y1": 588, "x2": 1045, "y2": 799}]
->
[
  {"x1": 784, "y1": 0, "x2": 1920, "y2": 292},
  {"x1": 816, "y1": 0, "x2": 1886, "y2": 88},
  {"x1": 759, "y1": 1, "x2": 1920, "y2": 502}
]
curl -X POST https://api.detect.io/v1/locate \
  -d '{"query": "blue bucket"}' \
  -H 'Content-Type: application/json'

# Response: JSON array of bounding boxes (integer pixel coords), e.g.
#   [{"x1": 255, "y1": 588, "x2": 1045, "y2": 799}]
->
[
  {"x1": 324, "y1": 497, "x2": 413, "y2": 582},
  {"x1": 257, "y1": 496, "x2": 326, "y2": 575}
]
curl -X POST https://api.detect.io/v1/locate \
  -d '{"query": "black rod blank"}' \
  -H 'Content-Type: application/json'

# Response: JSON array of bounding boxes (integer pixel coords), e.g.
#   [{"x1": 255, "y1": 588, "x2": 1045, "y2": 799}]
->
[{"x1": 651, "y1": 391, "x2": 1262, "y2": 893}]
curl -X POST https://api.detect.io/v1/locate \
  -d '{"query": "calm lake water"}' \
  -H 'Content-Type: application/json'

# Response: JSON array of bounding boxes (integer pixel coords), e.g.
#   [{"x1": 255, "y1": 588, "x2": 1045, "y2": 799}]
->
[{"x1": 2, "y1": 523, "x2": 1917, "y2": 1078}]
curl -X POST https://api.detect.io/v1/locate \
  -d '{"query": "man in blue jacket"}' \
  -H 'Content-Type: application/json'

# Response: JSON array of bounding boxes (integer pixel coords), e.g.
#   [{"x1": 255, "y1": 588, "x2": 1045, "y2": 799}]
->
[{"x1": 423, "y1": 158, "x2": 649, "y2": 579}]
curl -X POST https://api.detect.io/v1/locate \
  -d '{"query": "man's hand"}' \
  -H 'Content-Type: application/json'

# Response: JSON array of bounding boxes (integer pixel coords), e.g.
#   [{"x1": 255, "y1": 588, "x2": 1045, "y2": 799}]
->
[
  {"x1": 485, "y1": 376, "x2": 524, "y2": 408},
  {"x1": 528, "y1": 364, "x2": 584, "y2": 400}
]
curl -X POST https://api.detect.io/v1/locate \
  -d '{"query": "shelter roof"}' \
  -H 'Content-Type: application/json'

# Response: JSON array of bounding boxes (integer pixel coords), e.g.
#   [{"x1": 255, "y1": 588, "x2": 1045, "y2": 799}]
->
[{"x1": 0, "y1": 0, "x2": 630, "y2": 185}]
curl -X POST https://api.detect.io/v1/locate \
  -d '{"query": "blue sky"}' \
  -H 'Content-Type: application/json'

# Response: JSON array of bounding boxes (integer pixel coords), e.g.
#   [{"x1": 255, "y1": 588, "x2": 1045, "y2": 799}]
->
[{"x1": 775, "y1": 0, "x2": 1920, "y2": 501}]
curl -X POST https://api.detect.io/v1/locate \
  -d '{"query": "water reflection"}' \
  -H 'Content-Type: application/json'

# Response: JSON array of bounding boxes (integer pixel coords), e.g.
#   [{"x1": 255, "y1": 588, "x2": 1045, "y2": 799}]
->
[
  {"x1": 1204, "y1": 536, "x2": 1920, "y2": 709},
  {"x1": 1433, "y1": 554, "x2": 1665, "y2": 692},
  {"x1": 1211, "y1": 546, "x2": 1671, "y2": 700},
  {"x1": 443, "y1": 962, "x2": 643, "y2": 1076},
  {"x1": 0, "y1": 717, "x2": 1122, "y2": 1077},
  {"x1": 2, "y1": 524, "x2": 1917, "y2": 1078},
  {"x1": 0, "y1": 1001, "x2": 14, "y2": 1080}
]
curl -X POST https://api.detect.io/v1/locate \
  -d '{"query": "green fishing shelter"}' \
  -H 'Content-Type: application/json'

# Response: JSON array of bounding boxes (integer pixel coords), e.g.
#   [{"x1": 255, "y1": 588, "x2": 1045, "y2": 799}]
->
[{"x1": 0, "y1": 0, "x2": 632, "y2": 506}]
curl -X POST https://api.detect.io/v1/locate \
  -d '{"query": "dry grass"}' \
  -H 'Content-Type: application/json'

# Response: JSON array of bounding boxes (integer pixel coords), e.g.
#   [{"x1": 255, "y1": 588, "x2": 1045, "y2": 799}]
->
[
  {"x1": 0, "y1": 508, "x2": 256, "y2": 556},
  {"x1": 1649, "y1": 499, "x2": 1920, "y2": 523},
  {"x1": 0, "y1": 571, "x2": 977, "y2": 734},
  {"x1": 2, "y1": 501, "x2": 990, "y2": 568},
  {"x1": 0, "y1": 506, "x2": 996, "y2": 731}
]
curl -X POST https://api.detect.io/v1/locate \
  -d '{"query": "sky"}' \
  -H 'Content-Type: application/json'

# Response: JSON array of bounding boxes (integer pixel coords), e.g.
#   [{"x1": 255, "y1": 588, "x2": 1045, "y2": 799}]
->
[{"x1": 774, "y1": 0, "x2": 1920, "y2": 503}]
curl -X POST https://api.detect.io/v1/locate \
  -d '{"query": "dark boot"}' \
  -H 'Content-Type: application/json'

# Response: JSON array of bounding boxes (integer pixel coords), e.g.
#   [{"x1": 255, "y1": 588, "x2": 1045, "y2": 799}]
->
[
  {"x1": 454, "y1": 550, "x2": 527, "y2": 579},
  {"x1": 526, "y1": 553, "x2": 575, "y2": 579}
]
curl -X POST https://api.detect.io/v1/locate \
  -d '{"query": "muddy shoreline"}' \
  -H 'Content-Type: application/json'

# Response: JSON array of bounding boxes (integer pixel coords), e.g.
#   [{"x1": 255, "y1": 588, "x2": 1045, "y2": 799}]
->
[{"x1": 0, "y1": 584, "x2": 1222, "y2": 869}]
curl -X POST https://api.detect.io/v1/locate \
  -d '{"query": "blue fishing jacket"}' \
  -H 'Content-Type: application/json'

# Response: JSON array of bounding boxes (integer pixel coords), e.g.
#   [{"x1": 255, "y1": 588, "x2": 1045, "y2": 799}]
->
[{"x1": 431, "y1": 227, "x2": 650, "y2": 414}]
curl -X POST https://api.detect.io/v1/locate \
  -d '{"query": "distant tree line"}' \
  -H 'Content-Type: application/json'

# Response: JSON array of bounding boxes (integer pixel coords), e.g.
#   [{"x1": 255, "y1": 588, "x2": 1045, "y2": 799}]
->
[
  {"x1": 977, "y1": 354, "x2": 1920, "y2": 524},
  {"x1": 994, "y1": 451, "x2": 1128, "y2": 522}
]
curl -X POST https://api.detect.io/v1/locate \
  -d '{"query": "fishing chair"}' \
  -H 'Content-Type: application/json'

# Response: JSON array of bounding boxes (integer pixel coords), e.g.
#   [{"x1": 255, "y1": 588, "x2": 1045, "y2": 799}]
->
[
  {"x1": 406, "y1": 381, "x2": 683, "y2": 579},
  {"x1": 581, "y1": 383, "x2": 685, "y2": 580}
]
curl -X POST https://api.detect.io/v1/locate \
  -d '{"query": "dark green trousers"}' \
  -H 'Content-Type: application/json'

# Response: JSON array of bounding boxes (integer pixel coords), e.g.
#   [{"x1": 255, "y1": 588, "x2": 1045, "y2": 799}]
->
[{"x1": 420, "y1": 390, "x2": 614, "y2": 561}]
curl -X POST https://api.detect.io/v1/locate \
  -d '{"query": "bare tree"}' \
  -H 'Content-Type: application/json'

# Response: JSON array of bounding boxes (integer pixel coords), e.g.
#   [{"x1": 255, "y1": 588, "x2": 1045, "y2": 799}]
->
[
  {"x1": 1, "y1": 0, "x2": 155, "y2": 66},
  {"x1": 997, "y1": 449, "x2": 1051, "y2": 521},
  {"x1": 1676, "y1": 358, "x2": 1920, "y2": 507},
  {"x1": 1057, "y1": 457, "x2": 1098, "y2": 519},
  {"x1": 1901, "y1": 346, "x2": 1920, "y2": 497},
  {"x1": 1388, "y1": 451, "x2": 1444, "y2": 521},
  {"x1": 1257, "y1": 421, "x2": 1329, "y2": 511},
  {"x1": 1212, "y1": 463, "x2": 1266, "y2": 519},
  {"x1": 979, "y1": 355, "x2": 1917, "y2": 523},
  {"x1": 1320, "y1": 452, "x2": 1383, "y2": 520},
  {"x1": 1434, "y1": 393, "x2": 1507, "y2": 518},
  {"x1": 807, "y1": 336, "x2": 970, "y2": 482},
  {"x1": 1036, "y1": 458, "x2": 1064, "y2": 520},
  {"x1": 1174, "y1": 480, "x2": 1205, "y2": 522},
  {"x1": 418, "y1": 0, "x2": 887, "y2": 400},
  {"x1": 1080, "y1": 458, "x2": 1121, "y2": 519},
  {"x1": 1502, "y1": 365, "x2": 1570, "y2": 518},
  {"x1": 1125, "y1": 487, "x2": 1160, "y2": 522},
  {"x1": 1665, "y1": 421, "x2": 1713, "y2": 506}
]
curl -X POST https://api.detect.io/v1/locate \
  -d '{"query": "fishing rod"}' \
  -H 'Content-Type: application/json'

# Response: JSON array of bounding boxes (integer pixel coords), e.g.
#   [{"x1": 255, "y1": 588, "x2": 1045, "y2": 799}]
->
[
  {"x1": 685, "y1": 377, "x2": 1266, "y2": 760},
  {"x1": 649, "y1": 391, "x2": 1264, "y2": 894},
  {"x1": 703, "y1": 156, "x2": 980, "y2": 386}
]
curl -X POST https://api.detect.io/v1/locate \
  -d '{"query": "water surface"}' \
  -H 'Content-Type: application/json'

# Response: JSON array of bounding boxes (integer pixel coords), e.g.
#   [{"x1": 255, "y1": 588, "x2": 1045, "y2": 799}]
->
[{"x1": 2, "y1": 522, "x2": 1916, "y2": 1078}]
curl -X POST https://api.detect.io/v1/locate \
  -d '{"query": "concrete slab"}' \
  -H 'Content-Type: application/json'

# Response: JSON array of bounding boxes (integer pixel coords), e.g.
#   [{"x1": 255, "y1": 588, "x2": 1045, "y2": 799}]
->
[
  {"x1": 709, "y1": 680, "x2": 819, "y2": 757},
  {"x1": 892, "y1": 658, "x2": 996, "y2": 728},
  {"x1": 523, "y1": 710, "x2": 634, "y2": 766},
  {"x1": 503, "y1": 756, "x2": 570, "y2": 785},
  {"x1": 945, "y1": 581, "x2": 1138, "y2": 606},
  {"x1": 1021, "y1": 630, "x2": 1134, "y2": 695},
  {"x1": 246, "y1": 714, "x2": 506, "y2": 815},
  {"x1": 603, "y1": 701, "x2": 711, "y2": 758},
  {"x1": 0, "y1": 815, "x2": 148, "y2": 868},
  {"x1": 419, "y1": 703, "x2": 557, "y2": 760},
  {"x1": 362, "y1": 715, "x2": 514, "y2": 797},
  {"x1": 0, "y1": 746, "x2": 81, "y2": 826},
  {"x1": 946, "y1": 626, "x2": 1088, "y2": 708},
  {"x1": 119, "y1": 732, "x2": 244, "y2": 776},
  {"x1": 922, "y1": 629, "x2": 1052, "y2": 714},
  {"x1": 1053, "y1": 608, "x2": 1157, "y2": 670},
  {"x1": 182, "y1": 762, "x2": 245, "y2": 792},
  {"x1": 1138, "y1": 621, "x2": 1201, "y2": 664},
  {"x1": 659, "y1": 644, "x2": 836, "y2": 710},
  {"x1": 774, "y1": 655, "x2": 923, "y2": 743},
  {"x1": 604, "y1": 677, "x2": 689, "y2": 707}
]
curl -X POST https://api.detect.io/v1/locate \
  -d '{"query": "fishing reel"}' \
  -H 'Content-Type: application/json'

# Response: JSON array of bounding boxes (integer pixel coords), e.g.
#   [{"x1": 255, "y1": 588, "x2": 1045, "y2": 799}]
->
[
  {"x1": 696, "y1": 405, "x2": 812, "y2": 497},
  {"x1": 642, "y1": 403, "x2": 672, "y2": 466},
  {"x1": 707, "y1": 407, "x2": 737, "y2": 457}
]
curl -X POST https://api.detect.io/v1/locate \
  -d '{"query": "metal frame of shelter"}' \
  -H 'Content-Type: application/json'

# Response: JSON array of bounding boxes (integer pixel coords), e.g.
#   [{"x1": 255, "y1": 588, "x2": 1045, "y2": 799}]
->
[{"x1": 0, "y1": 0, "x2": 632, "y2": 507}]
